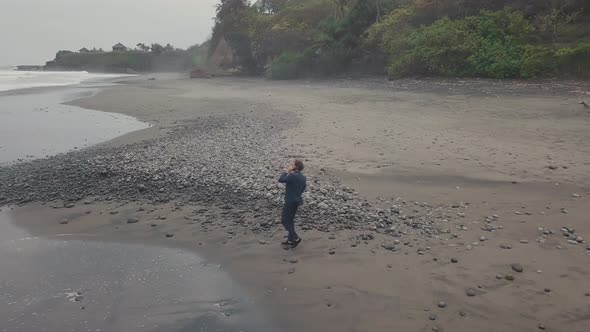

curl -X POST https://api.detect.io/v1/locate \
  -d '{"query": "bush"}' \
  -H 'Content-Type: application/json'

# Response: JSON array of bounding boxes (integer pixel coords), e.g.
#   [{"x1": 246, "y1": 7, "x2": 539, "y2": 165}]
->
[
  {"x1": 462, "y1": 9, "x2": 534, "y2": 78},
  {"x1": 267, "y1": 51, "x2": 311, "y2": 79},
  {"x1": 387, "y1": 17, "x2": 470, "y2": 77},
  {"x1": 382, "y1": 9, "x2": 543, "y2": 78},
  {"x1": 520, "y1": 45, "x2": 557, "y2": 78},
  {"x1": 555, "y1": 42, "x2": 590, "y2": 78}
]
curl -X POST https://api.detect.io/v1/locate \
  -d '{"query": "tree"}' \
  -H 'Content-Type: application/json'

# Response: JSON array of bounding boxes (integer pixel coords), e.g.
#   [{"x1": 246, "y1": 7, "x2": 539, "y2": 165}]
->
[
  {"x1": 136, "y1": 43, "x2": 151, "y2": 52},
  {"x1": 151, "y1": 43, "x2": 165, "y2": 55},
  {"x1": 541, "y1": 7, "x2": 583, "y2": 46},
  {"x1": 211, "y1": 0, "x2": 258, "y2": 72},
  {"x1": 256, "y1": 0, "x2": 289, "y2": 14}
]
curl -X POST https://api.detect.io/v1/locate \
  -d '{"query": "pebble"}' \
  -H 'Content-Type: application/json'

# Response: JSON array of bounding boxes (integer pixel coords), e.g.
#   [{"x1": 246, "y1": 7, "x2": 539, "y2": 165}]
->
[
  {"x1": 288, "y1": 258, "x2": 299, "y2": 264},
  {"x1": 432, "y1": 327, "x2": 439, "y2": 332},
  {"x1": 519, "y1": 239, "x2": 529, "y2": 244},
  {"x1": 572, "y1": 193, "x2": 581, "y2": 198},
  {"x1": 59, "y1": 218, "x2": 69, "y2": 225},
  {"x1": 258, "y1": 239, "x2": 267, "y2": 245},
  {"x1": 451, "y1": 258, "x2": 458, "y2": 263},
  {"x1": 505, "y1": 274, "x2": 515, "y2": 281},
  {"x1": 288, "y1": 267, "x2": 295, "y2": 274},
  {"x1": 511, "y1": 263, "x2": 524, "y2": 273},
  {"x1": 538, "y1": 323, "x2": 546, "y2": 330},
  {"x1": 459, "y1": 310, "x2": 466, "y2": 317},
  {"x1": 437, "y1": 301, "x2": 447, "y2": 308},
  {"x1": 466, "y1": 288, "x2": 476, "y2": 297},
  {"x1": 479, "y1": 235, "x2": 486, "y2": 242},
  {"x1": 165, "y1": 233, "x2": 174, "y2": 238},
  {"x1": 429, "y1": 314, "x2": 437, "y2": 320},
  {"x1": 328, "y1": 250, "x2": 336, "y2": 255},
  {"x1": 127, "y1": 217, "x2": 139, "y2": 224},
  {"x1": 382, "y1": 244, "x2": 396, "y2": 251},
  {"x1": 544, "y1": 288, "x2": 551, "y2": 293},
  {"x1": 109, "y1": 210, "x2": 119, "y2": 215},
  {"x1": 500, "y1": 244, "x2": 512, "y2": 249}
]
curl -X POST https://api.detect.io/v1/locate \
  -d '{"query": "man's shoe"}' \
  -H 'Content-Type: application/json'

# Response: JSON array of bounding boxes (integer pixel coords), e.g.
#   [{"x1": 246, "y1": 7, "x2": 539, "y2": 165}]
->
[
  {"x1": 281, "y1": 238, "x2": 302, "y2": 249},
  {"x1": 290, "y1": 238, "x2": 302, "y2": 248}
]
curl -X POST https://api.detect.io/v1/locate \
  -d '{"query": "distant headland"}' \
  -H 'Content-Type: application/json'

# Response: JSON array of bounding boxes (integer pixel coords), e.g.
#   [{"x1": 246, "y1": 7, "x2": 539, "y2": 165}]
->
[{"x1": 18, "y1": 42, "x2": 209, "y2": 74}]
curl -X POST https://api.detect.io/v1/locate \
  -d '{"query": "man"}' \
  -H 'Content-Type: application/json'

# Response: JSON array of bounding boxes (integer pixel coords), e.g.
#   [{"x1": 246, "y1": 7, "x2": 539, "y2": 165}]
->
[{"x1": 278, "y1": 159, "x2": 306, "y2": 248}]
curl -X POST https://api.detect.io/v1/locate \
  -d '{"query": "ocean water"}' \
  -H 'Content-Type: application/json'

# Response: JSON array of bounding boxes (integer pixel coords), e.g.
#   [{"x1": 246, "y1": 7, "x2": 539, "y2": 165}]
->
[
  {"x1": 0, "y1": 66, "x2": 148, "y2": 165},
  {"x1": 0, "y1": 67, "x2": 128, "y2": 92}
]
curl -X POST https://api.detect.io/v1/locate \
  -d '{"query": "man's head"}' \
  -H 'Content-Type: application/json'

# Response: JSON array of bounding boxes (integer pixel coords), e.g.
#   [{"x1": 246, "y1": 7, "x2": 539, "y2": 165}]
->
[{"x1": 292, "y1": 159, "x2": 304, "y2": 172}]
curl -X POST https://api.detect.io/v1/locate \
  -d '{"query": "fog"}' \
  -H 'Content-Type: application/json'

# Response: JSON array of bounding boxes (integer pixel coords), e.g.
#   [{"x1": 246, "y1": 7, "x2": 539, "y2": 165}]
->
[{"x1": 0, "y1": 0, "x2": 218, "y2": 65}]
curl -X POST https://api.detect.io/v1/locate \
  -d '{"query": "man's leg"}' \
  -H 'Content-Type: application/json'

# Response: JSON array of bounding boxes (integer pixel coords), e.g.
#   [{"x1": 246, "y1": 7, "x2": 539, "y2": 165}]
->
[
  {"x1": 290, "y1": 204, "x2": 300, "y2": 241},
  {"x1": 282, "y1": 202, "x2": 298, "y2": 242},
  {"x1": 281, "y1": 203, "x2": 290, "y2": 233}
]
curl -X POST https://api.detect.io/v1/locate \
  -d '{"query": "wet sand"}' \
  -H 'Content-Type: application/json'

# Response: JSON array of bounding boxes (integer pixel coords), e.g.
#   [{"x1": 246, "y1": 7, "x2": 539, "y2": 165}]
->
[
  {"x1": 4, "y1": 75, "x2": 590, "y2": 332},
  {"x1": 0, "y1": 207, "x2": 273, "y2": 332}
]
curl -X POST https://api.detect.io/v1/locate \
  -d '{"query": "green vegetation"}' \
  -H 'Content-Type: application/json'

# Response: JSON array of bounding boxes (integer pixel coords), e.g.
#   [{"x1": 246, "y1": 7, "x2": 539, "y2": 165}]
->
[
  {"x1": 208, "y1": 0, "x2": 589, "y2": 79},
  {"x1": 45, "y1": 42, "x2": 209, "y2": 73}
]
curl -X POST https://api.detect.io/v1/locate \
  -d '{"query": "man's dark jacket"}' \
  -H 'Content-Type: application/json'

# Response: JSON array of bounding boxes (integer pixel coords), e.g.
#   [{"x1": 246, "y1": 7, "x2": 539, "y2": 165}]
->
[{"x1": 278, "y1": 171, "x2": 307, "y2": 205}]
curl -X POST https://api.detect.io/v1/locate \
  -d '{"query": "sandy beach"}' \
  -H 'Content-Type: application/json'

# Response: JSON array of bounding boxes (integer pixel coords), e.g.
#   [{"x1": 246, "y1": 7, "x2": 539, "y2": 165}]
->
[{"x1": 1, "y1": 74, "x2": 590, "y2": 332}]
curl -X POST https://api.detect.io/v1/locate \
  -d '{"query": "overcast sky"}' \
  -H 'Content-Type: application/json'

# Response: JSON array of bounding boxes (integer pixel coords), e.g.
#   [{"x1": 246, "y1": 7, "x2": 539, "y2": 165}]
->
[{"x1": 0, "y1": 0, "x2": 219, "y2": 65}]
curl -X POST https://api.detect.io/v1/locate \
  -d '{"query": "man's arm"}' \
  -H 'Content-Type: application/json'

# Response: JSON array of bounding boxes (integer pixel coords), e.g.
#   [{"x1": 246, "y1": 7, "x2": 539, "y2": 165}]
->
[{"x1": 278, "y1": 172, "x2": 292, "y2": 184}]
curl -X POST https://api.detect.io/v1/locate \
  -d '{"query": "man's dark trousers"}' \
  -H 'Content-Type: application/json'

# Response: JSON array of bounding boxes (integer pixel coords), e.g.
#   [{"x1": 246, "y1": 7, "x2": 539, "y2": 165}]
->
[{"x1": 282, "y1": 201, "x2": 300, "y2": 242}]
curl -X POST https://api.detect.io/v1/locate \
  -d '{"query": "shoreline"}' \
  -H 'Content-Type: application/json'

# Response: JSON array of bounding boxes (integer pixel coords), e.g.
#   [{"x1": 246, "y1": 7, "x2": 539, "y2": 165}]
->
[
  {"x1": 0, "y1": 80, "x2": 149, "y2": 165},
  {"x1": 2, "y1": 75, "x2": 590, "y2": 331}
]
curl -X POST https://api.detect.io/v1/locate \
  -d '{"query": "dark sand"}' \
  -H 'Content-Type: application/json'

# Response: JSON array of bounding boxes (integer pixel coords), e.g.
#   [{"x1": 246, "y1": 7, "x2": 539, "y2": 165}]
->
[{"x1": 5, "y1": 75, "x2": 590, "y2": 332}]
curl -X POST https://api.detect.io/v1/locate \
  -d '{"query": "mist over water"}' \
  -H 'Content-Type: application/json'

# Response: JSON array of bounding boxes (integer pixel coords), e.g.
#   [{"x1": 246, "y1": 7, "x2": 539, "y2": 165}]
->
[{"x1": 0, "y1": 68, "x2": 129, "y2": 92}]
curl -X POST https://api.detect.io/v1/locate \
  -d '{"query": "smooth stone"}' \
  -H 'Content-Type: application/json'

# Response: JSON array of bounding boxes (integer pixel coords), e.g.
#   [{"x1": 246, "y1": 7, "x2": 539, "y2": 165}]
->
[
  {"x1": 511, "y1": 263, "x2": 524, "y2": 273},
  {"x1": 127, "y1": 217, "x2": 139, "y2": 224}
]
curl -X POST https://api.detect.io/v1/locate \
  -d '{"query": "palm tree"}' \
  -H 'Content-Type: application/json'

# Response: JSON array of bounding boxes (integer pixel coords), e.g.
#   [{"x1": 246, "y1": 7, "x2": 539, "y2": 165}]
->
[{"x1": 136, "y1": 43, "x2": 151, "y2": 52}]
